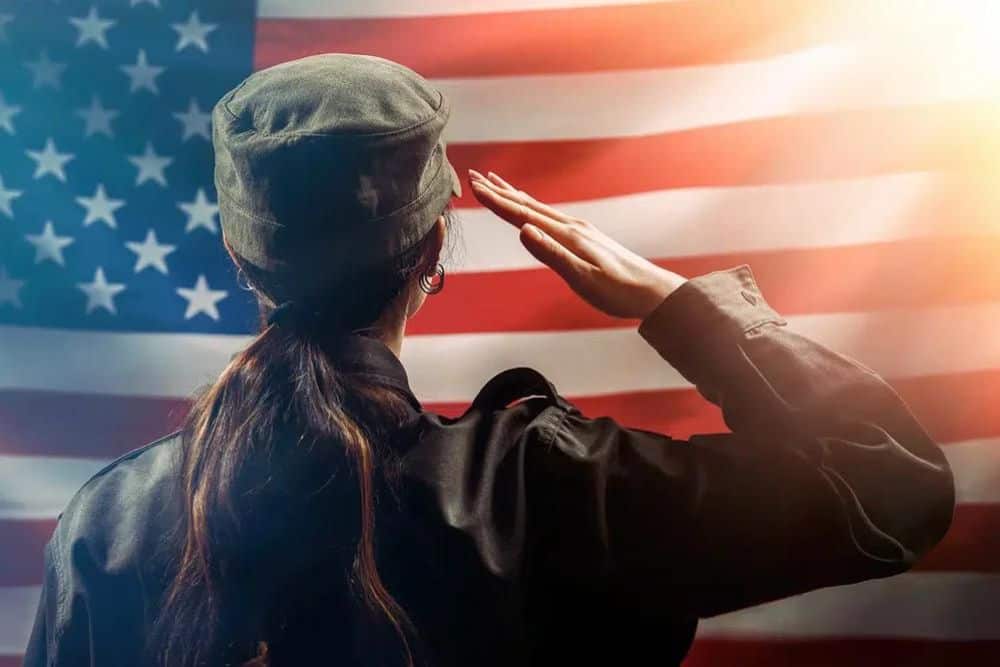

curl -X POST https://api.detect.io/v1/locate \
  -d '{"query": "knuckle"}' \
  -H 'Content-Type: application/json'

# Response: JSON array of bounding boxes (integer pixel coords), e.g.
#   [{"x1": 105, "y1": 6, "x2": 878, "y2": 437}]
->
[
  {"x1": 566, "y1": 225, "x2": 586, "y2": 241},
  {"x1": 575, "y1": 263, "x2": 600, "y2": 286}
]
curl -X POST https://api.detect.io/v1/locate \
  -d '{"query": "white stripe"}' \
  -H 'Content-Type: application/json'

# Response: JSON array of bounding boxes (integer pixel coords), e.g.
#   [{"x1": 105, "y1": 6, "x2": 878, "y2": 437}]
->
[
  {"x1": 5, "y1": 573, "x2": 1000, "y2": 653},
  {"x1": 258, "y1": 0, "x2": 669, "y2": 19},
  {"x1": 947, "y1": 438, "x2": 1000, "y2": 504},
  {"x1": 1, "y1": 303, "x2": 999, "y2": 401},
  {"x1": 0, "y1": 456, "x2": 107, "y2": 521},
  {"x1": 2, "y1": 438, "x2": 995, "y2": 521},
  {"x1": 452, "y1": 173, "x2": 1000, "y2": 272},
  {"x1": 0, "y1": 586, "x2": 38, "y2": 656},
  {"x1": 696, "y1": 573, "x2": 1000, "y2": 640},
  {"x1": 439, "y1": 44, "x2": 1000, "y2": 143}
]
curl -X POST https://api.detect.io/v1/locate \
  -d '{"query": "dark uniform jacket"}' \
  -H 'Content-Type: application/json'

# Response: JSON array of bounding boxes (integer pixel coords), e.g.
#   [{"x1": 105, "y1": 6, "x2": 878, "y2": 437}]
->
[{"x1": 23, "y1": 266, "x2": 955, "y2": 666}]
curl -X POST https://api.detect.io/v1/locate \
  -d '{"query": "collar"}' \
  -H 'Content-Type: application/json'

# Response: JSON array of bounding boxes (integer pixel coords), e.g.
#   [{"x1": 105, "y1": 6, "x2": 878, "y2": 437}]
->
[{"x1": 336, "y1": 333, "x2": 423, "y2": 413}]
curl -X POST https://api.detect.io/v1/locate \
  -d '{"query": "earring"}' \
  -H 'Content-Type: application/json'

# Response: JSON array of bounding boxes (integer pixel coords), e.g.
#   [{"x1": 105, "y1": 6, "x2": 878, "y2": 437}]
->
[
  {"x1": 418, "y1": 262, "x2": 445, "y2": 294},
  {"x1": 235, "y1": 266, "x2": 255, "y2": 293}
]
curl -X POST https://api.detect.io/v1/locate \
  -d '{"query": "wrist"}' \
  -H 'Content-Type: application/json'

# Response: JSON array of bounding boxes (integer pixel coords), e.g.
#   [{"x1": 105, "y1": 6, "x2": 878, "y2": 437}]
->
[
  {"x1": 638, "y1": 264, "x2": 786, "y2": 354},
  {"x1": 638, "y1": 270, "x2": 688, "y2": 319}
]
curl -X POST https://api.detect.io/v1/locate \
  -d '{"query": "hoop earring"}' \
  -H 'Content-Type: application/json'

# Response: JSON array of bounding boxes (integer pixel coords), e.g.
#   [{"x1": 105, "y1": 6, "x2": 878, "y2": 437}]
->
[
  {"x1": 235, "y1": 266, "x2": 255, "y2": 293},
  {"x1": 418, "y1": 263, "x2": 445, "y2": 295}
]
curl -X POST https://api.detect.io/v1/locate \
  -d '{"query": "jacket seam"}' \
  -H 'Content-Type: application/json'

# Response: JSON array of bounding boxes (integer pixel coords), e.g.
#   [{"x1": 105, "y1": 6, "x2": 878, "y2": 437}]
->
[
  {"x1": 543, "y1": 405, "x2": 573, "y2": 450},
  {"x1": 81, "y1": 429, "x2": 183, "y2": 488},
  {"x1": 49, "y1": 527, "x2": 68, "y2": 658},
  {"x1": 223, "y1": 75, "x2": 447, "y2": 140}
]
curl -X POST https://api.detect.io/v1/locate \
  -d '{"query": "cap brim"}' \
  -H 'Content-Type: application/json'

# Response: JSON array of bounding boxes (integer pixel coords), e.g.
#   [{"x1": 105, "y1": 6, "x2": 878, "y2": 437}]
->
[{"x1": 446, "y1": 159, "x2": 463, "y2": 198}]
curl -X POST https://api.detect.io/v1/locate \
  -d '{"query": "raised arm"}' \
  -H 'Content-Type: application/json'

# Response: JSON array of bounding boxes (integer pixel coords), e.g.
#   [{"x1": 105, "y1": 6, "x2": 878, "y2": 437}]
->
[
  {"x1": 467, "y1": 169, "x2": 955, "y2": 618},
  {"x1": 529, "y1": 265, "x2": 954, "y2": 617}
]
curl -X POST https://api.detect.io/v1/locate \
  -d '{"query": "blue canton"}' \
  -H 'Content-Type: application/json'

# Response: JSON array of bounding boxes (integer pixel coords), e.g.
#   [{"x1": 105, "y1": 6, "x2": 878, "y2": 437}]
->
[{"x1": 0, "y1": 0, "x2": 258, "y2": 333}]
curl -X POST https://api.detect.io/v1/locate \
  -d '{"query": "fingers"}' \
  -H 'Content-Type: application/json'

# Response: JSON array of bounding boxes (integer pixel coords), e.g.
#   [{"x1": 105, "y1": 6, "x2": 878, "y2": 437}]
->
[
  {"x1": 481, "y1": 170, "x2": 579, "y2": 224},
  {"x1": 469, "y1": 169, "x2": 608, "y2": 266},
  {"x1": 519, "y1": 224, "x2": 594, "y2": 292},
  {"x1": 468, "y1": 172, "x2": 551, "y2": 231}
]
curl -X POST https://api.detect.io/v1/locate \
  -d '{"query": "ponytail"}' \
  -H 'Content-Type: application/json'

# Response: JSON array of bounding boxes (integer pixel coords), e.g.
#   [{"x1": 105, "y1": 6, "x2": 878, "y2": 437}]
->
[{"x1": 149, "y1": 208, "x2": 458, "y2": 666}]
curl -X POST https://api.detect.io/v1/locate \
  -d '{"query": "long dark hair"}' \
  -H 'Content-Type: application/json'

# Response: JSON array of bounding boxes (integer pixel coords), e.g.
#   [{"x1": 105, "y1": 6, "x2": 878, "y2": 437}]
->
[{"x1": 148, "y1": 208, "x2": 460, "y2": 666}]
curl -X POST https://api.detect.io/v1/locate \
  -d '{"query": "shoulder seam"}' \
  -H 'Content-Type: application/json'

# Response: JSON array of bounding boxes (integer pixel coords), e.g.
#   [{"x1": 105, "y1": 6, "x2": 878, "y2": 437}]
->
[
  {"x1": 543, "y1": 404, "x2": 573, "y2": 450},
  {"x1": 86, "y1": 429, "x2": 182, "y2": 485},
  {"x1": 57, "y1": 429, "x2": 183, "y2": 523},
  {"x1": 49, "y1": 520, "x2": 69, "y2": 652}
]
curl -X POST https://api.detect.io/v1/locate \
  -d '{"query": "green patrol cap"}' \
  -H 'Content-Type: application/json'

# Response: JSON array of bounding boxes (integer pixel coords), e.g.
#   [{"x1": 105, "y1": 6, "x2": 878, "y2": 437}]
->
[{"x1": 212, "y1": 53, "x2": 462, "y2": 282}]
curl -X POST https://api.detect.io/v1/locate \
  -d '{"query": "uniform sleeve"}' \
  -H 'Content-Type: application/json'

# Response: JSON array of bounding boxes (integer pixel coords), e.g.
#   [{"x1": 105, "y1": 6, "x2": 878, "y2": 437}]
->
[
  {"x1": 21, "y1": 503, "x2": 108, "y2": 666},
  {"x1": 21, "y1": 537, "x2": 54, "y2": 667},
  {"x1": 21, "y1": 529, "x2": 81, "y2": 667},
  {"x1": 523, "y1": 264, "x2": 955, "y2": 618}
]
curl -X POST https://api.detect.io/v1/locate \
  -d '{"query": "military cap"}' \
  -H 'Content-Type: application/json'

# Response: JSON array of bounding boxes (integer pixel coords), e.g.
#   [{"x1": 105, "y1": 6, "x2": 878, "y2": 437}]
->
[{"x1": 212, "y1": 53, "x2": 462, "y2": 283}]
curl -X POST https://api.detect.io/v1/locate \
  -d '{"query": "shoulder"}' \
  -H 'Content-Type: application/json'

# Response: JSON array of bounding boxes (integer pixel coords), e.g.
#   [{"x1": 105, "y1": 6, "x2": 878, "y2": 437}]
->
[
  {"x1": 416, "y1": 365, "x2": 578, "y2": 446},
  {"x1": 34, "y1": 431, "x2": 185, "y2": 660},
  {"x1": 57, "y1": 429, "x2": 183, "y2": 518},
  {"x1": 49, "y1": 429, "x2": 184, "y2": 576},
  {"x1": 397, "y1": 367, "x2": 579, "y2": 578}
]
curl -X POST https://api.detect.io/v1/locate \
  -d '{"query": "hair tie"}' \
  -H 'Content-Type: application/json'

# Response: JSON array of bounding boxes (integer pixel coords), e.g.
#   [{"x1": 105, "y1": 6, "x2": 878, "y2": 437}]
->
[
  {"x1": 267, "y1": 300, "x2": 355, "y2": 334},
  {"x1": 267, "y1": 300, "x2": 310, "y2": 328}
]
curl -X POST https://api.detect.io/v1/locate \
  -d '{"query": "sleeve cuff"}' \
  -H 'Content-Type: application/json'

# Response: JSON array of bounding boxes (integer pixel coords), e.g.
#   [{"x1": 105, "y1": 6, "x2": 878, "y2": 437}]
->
[{"x1": 637, "y1": 264, "x2": 787, "y2": 369}]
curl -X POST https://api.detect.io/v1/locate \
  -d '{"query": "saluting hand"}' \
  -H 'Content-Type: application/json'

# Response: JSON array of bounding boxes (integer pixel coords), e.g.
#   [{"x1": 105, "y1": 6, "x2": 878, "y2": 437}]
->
[{"x1": 468, "y1": 169, "x2": 687, "y2": 320}]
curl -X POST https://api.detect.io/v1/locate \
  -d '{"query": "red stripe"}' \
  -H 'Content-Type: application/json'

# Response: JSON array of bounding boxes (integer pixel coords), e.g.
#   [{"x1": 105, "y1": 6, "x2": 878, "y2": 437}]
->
[
  {"x1": 1, "y1": 369, "x2": 997, "y2": 459},
  {"x1": 2, "y1": 502, "x2": 995, "y2": 587},
  {"x1": 915, "y1": 504, "x2": 1000, "y2": 573},
  {"x1": 0, "y1": 519, "x2": 54, "y2": 587},
  {"x1": 443, "y1": 104, "x2": 999, "y2": 206},
  {"x1": 413, "y1": 237, "x2": 1000, "y2": 334},
  {"x1": 684, "y1": 639, "x2": 1000, "y2": 666},
  {"x1": 564, "y1": 370, "x2": 1000, "y2": 445},
  {"x1": 255, "y1": 1, "x2": 825, "y2": 76},
  {"x1": 893, "y1": 371, "x2": 1000, "y2": 448},
  {"x1": 0, "y1": 391, "x2": 188, "y2": 459}
]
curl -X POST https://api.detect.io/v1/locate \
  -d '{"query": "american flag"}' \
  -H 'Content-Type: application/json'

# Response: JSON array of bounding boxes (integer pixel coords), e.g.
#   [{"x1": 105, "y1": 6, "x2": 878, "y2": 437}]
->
[{"x1": 1, "y1": 0, "x2": 999, "y2": 664}]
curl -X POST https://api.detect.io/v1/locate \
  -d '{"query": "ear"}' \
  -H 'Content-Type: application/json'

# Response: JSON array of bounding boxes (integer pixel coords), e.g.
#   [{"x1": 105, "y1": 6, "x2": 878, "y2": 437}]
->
[
  {"x1": 423, "y1": 215, "x2": 446, "y2": 267},
  {"x1": 404, "y1": 216, "x2": 448, "y2": 318}
]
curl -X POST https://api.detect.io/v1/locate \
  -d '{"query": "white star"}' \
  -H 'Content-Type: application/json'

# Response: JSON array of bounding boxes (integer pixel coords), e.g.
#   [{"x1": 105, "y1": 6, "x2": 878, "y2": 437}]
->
[
  {"x1": 125, "y1": 229, "x2": 176, "y2": 274},
  {"x1": 76, "y1": 184, "x2": 125, "y2": 229},
  {"x1": 0, "y1": 265, "x2": 25, "y2": 308},
  {"x1": 25, "y1": 221, "x2": 74, "y2": 266},
  {"x1": 0, "y1": 92, "x2": 21, "y2": 134},
  {"x1": 120, "y1": 49, "x2": 164, "y2": 94},
  {"x1": 179, "y1": 188, "x2": 219, "y2": 233},
  {"x1": 177, "y1": 275, "x2": 227, "y2": 321},
  {"x1": 69, "y1": 6, "x2": 115, "y2": 49},
  {"x1": 77, "y1": 267, "x2": 126, "y2": 315},
  {"x1": 172, "y1": 98, "x2": 211, "y2": 141},
  {"x1": 128, "y1": 142, "x2": 172, "y2": 187},
  {"x1": 25, "y1": 50, "x2": 67, "y2": 90},
  {"x1": 0, "y1": 175, "x2": 22, "y2": 218},
  {"x1": 75, "y1": 95, "x2": 119, "y2": 138},
  {"x1": 0, "y1": 14, "x2": 12, "y2": 43},
  {"x1": 130, "y1": 0, "x2": 160, "y2": 7},
  {"x1": 171, "y1": 11, "x2": 217, "y2": 53},
  {"x1": 26, "y1": 138, "x2": 74, "y2": 182}
]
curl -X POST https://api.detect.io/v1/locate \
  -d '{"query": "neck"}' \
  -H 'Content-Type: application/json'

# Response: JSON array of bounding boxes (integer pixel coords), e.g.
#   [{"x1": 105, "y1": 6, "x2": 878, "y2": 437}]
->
[
  {"x1": 347, "y1": 284, "x2": 411, "y2": 359},
  {"x1": 380, "y1": 324, "x2": 404, "y2": 358},
  {"x1": 367, "y1": 298, "x2": 407, "y2": 359}
]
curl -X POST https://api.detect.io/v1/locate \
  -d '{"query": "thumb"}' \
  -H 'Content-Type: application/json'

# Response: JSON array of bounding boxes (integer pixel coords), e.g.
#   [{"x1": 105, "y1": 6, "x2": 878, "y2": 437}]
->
[{"x1": 519, "y1": 224, "x2": 591, "y2": 288}]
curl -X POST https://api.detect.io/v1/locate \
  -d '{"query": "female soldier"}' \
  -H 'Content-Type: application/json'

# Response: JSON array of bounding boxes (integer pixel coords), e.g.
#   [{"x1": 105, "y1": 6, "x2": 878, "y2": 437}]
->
[{"x1": 23, "y1": 53, "x2": 954, "y2": 667}]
